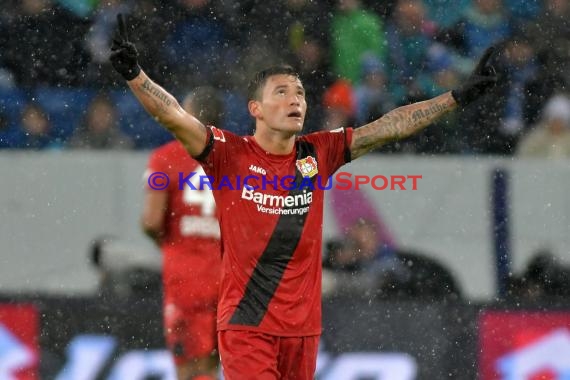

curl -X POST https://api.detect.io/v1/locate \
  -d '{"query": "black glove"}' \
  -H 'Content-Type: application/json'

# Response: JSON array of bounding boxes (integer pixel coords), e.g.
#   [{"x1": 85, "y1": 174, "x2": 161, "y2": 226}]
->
[
  {"x1": 451, "y1": 46, "x2": 498, "y2": 107},
  {"x1": 110, "y1": 14, "x2": 141, "y2": 81}
]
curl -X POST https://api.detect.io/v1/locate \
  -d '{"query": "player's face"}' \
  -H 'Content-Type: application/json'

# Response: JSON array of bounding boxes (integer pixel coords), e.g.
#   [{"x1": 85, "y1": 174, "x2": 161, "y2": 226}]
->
[{"x1": 257, "y1": 74, "x2": 307, "y2": 133}]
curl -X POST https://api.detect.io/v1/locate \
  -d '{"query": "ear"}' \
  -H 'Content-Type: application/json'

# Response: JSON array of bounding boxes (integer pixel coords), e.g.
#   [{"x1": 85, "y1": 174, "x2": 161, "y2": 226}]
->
[{"x1": 248, "y1": 100, "x2": 262, "y2": 119}]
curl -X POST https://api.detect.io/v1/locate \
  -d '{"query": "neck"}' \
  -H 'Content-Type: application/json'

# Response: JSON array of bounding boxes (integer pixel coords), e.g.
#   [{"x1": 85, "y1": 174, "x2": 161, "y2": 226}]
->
[{"x1": 253, "y1": 127, "x2": 296, "y2": 155}]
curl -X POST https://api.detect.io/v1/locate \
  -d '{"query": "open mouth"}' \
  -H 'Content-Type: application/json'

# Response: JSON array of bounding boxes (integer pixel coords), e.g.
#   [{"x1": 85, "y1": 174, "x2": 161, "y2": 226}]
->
[{"x1": 287, "y1": 111, "x2": 302, "y2": 118}]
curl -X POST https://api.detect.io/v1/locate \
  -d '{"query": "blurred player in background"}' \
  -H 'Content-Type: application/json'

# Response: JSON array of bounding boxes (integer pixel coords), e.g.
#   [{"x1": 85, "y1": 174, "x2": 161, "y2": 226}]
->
[
  {"x1": 141, "y1": 86, "x2": 224, "y2": 380},
  {"x1": 114, "y1": 13, "x2": 499, "y2": 379}
]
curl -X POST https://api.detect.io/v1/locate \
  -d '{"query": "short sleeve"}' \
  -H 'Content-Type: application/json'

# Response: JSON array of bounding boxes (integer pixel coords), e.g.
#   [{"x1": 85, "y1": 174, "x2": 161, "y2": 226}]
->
[
  {"x1": 195, "y1": 126, "x2": 243, "y2": 181},
  {"x1": 302, "y1": 127, "x2": 353, "y2": 177}
]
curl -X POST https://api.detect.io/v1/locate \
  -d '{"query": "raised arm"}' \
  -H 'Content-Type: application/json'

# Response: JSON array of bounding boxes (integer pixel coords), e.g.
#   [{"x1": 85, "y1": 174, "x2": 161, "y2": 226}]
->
[
  {"x1": 126, "y1": 72, "x2": 208, "y2": 156},
  {"x1": 351, "y1": 92, "x2": 456, "y2": 159},
  {"x1": 350, "y1": 46, "x2": 499, "y2": 160},
  {"x1": 110, "y1": 14, "x2": 207, "y2": 157}
]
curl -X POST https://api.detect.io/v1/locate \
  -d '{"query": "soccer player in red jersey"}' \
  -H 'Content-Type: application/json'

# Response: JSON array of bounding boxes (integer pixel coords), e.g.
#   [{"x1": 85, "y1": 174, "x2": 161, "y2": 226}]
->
[
  {"x1": 142, "y1": 87, "x2": 224, "y2": 380},
  {"x1": 112, "y1": 14, "x2": 498, "y2": 379}
]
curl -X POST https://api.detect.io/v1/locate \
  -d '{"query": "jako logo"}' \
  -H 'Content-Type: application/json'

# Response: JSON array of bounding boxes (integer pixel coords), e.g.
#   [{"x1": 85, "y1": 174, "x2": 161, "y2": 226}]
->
[{"x1": 249, "y1": 165, "x2": 267, "y2": 175}]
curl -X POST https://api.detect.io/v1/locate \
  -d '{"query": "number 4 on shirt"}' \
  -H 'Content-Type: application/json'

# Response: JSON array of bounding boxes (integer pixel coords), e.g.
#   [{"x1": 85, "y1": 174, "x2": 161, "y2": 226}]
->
[{"x1": 182, "y1": 166, "x2": 215, "y2": 217}]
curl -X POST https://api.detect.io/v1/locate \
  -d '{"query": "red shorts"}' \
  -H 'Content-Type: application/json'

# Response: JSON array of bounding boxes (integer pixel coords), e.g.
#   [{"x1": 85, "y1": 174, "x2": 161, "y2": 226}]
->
[
  {"x1": 163, "y1": 302, "x2": 217, "y2": 365},
  {"x1": 218, "y1": 330, "x2": 319, "y2": 380}
]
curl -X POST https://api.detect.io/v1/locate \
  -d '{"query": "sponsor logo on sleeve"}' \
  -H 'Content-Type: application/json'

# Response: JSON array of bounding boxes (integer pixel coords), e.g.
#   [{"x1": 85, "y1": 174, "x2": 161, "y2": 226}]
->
[{"x1": 211, "y1": 127, "x2": 226, "y2": 142}]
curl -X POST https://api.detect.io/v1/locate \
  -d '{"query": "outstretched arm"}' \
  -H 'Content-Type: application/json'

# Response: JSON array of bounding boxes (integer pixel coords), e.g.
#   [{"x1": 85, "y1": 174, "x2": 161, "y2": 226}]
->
[
  {"x1": 126, "y1": 72, "x2": 208, "y2": 156},
  {"x1": 351, "y1": 92, "x2": 456, "y2": 159},
  {"x1": 110, "y1": 14, "x2": 207, "y2": 157},
  {"x1": 350, "y1": 45, "x2": 499, "y2": 160}
]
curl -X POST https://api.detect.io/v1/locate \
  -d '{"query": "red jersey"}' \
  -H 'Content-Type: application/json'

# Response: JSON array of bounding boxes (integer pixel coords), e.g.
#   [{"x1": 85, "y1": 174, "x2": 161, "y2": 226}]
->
[
  {"x1": 146, "y1": 140, "x2": 221, "y2": 309},
  {"x1": 196, "y1": 127, "x2": 353, "y2": 336}
]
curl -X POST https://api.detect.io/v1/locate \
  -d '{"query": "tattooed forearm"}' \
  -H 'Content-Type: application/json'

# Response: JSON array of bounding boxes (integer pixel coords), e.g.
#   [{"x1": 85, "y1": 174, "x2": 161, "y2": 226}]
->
[
  {"x1": 350, "y1": 92, "x2": 457, "y2": 159},
  {"x1": 126, "y1": 69, "x2": 208, "y2": 157},
  {"x1": 411, "y1": 102, "x2": 448, "y2": 122},
  {"x1": 139, "y1": 78, "x2": 184, "y2": 119},
  {"x1": 127, "y1": 72, "x2": 186, "y2": 128},
  {"x1": 141, "y1": 79, "x2": 172, "y2": 108}
]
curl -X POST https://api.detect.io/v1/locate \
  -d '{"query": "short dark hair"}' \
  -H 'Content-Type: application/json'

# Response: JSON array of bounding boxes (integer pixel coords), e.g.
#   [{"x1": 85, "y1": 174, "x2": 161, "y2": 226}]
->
[{"x1": 247, "y1": 65, "x2": 301, "y2": 101}]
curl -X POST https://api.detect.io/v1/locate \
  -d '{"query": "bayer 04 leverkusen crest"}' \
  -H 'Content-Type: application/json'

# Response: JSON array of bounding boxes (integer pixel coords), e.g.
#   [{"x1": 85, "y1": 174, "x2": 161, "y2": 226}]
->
[{"x1": 296, "y1": 156, "x2": 318, "y2": 178}]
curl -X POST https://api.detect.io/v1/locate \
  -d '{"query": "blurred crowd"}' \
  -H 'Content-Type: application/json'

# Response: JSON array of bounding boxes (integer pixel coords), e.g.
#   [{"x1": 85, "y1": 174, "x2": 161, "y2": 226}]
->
[{"x1": 1, "y1": 0, "x2": 569, "y2": 155}]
